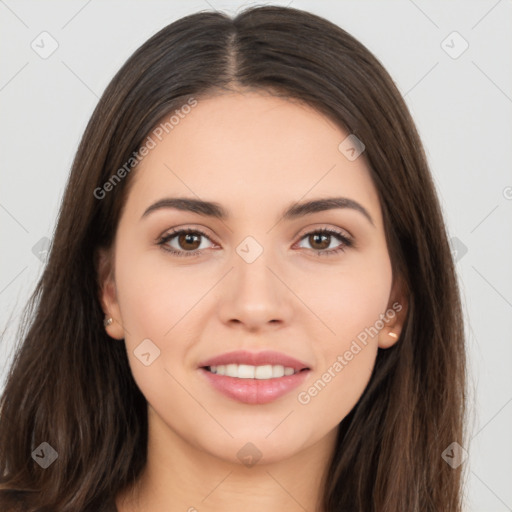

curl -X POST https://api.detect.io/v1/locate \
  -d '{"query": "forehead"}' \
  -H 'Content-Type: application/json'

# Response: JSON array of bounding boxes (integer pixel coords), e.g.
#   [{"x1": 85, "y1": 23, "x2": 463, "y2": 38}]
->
[{"x1": 125, "y1": 91, "x2": 380, "y2": 223}]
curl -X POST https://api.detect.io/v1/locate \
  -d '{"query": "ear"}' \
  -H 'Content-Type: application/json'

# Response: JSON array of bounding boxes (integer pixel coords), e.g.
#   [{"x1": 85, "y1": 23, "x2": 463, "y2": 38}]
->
[
  {"x1": 96, "y1": 247, "x2": 124, "y2": 340},
  {"x1": 378, "y1": 275, "x2": 409, "y2": 349}
]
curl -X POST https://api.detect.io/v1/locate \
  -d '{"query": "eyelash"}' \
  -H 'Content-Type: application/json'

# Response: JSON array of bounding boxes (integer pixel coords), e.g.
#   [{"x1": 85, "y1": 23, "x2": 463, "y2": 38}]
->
[{"x1": 157, "y1": 227, "x2": 354, "y2": 258}]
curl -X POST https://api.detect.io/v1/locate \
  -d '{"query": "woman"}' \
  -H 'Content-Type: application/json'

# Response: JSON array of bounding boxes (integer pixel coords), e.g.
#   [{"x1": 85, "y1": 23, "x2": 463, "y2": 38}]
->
[{"x1": 0, "y1": 5, "x2": 467, "y2": 511}]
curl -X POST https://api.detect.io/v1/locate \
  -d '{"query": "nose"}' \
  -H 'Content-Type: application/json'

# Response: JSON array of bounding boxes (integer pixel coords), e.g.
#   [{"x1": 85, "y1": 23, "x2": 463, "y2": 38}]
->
[{"x1": 217, "y1": 251, "x2": 294, "y2": 332}]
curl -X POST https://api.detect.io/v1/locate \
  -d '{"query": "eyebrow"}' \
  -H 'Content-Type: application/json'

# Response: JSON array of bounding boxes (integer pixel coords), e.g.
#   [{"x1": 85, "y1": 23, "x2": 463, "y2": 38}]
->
[{"x1": 141, "y1": 196, "x2": 375, "y2": 226}]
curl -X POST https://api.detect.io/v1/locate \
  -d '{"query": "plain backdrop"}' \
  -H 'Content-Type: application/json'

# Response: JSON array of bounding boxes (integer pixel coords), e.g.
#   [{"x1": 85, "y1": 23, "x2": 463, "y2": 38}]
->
[{"x1": 1, "y1": 1, "x2": 511, "y2": 510}]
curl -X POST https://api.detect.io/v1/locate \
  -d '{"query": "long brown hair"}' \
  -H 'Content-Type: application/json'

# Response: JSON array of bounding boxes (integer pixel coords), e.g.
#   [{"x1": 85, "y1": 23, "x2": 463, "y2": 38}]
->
[{"x1": 0, "y1": 6, "x2": 467, "y2": 511}]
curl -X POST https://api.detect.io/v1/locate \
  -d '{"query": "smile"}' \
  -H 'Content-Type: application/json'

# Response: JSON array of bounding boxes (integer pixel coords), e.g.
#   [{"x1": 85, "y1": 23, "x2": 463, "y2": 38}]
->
[
  {"x1": 207, "y1": 364, "x2": 300, "y2": 379},
  {"x1": 198, "y1": 350, "x2": 311, "y2": 404}
]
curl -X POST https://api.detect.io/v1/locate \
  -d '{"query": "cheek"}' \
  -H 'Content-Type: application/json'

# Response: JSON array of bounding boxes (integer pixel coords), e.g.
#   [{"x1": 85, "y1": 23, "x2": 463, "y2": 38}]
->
[
  {"x1": 332, "y1": 269, "x2": 391, "y2": 344},
  {"x1": 300, "y1": 249, "x2": 393, "y2": 349},
  {"x1": 113, "y1": 246, "x2": 200, "y2": 389},
  {"x1": 294, "y1": 251, "x2": 392, "y2": 418},
  {"x1": 114, "y1": 244, "x2": 210, "y2": 340},
  {"x1": 295, "y1": 288, "x2": 386, "y2": 429},
  {"x1": 113, "y1": 250, "x2": 199, "y2": 411},
  {"x1": 297, "y1": 341, "x2": 379, "y2": 432}
]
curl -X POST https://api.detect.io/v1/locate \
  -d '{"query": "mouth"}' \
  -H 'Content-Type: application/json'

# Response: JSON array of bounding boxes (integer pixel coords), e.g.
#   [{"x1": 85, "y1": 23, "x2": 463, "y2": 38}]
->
[
  {"x1": 203, "y1": 364, "x2": 307, "y2": 378},
  {"x1": 198, "y1": 350, "x2": 311, "y2": 405}
]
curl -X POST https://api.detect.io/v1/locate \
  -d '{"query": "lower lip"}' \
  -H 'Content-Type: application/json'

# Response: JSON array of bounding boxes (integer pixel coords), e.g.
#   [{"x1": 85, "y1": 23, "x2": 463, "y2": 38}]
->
[{"x1": 199, "y1": 368, "x2": 310, "y2": 404}]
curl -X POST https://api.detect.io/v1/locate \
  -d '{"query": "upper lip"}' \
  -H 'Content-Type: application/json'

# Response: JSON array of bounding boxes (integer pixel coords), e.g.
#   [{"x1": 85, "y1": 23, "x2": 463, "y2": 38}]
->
[{"x1": 198, "y1": 350, "x2": 311, "y2": 371}]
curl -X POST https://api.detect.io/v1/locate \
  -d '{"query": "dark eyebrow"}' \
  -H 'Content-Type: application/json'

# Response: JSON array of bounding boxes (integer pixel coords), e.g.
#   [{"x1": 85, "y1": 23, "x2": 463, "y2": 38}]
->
[
  {"x1": 141, "y1": 196, "x2": 374, "y2": 226},
  {"x1": 281, "y1": 197, "x2": 374, "y2": 226}
]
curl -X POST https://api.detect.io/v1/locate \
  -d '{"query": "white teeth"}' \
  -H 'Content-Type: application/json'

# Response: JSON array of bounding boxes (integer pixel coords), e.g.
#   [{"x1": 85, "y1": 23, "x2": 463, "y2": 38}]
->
[
  {"x1": 208, "y1": 364, "x2": 299, "y2": 379},
  {"x1": 272, "y1": 365, "x2": 285, "y2": 378},
  {"x1": 238, "y1": 364, "x2": 255, "y2": 379},
  {"x1": 225, "y1": 364, "x2": 238, "y2": 377},
  {"x1": 255, "y1": 365, "x2": 273, "y2": 379}
]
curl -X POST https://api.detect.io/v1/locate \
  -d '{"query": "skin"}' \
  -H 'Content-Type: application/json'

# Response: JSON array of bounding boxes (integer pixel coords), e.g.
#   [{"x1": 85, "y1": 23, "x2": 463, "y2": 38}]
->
[{"x1": 98, "y1": 90, "x2": 408, "y2": 512}]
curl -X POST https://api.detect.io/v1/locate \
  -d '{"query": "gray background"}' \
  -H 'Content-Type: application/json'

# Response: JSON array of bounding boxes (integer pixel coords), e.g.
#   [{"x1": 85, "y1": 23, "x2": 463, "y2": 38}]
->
[{"x1": 1, "y1": 1, "x2": 511, "y2": 510}]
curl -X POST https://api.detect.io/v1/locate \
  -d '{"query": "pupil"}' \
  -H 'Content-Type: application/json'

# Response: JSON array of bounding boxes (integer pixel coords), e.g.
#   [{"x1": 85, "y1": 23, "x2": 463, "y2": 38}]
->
[
  {"x1": 312, "y1": 233, "x2": 329, "y2": 249},
  {"x1": 180, "y1": 233, "x2": 200, "y2": 250}
]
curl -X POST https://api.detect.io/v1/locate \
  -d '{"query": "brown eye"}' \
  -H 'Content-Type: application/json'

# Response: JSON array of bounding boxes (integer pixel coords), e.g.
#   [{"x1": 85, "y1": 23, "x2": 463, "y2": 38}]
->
[
  {"x1": 158, "y1": 228, "x2": 214, "y2": 257},
  {"x1": 308, "y1": 233, "x2": 331, "y2": 250},
  {"x1": 177, "y1": 232, "x2": 202, "y2": 251},
  {"x1": 296, "y1": 228, "x2": 353, "y2": 256}
]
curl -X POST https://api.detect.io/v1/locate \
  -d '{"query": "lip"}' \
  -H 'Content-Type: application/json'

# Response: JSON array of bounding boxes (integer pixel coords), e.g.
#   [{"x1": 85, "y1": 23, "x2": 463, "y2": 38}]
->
[
  {"x1": 199, "y1": 367, "x2": 310, "y2": 404},
  {"x1": 198, "y1": 350, "x2": 311, "y2": 405},
  {"x1": 198, "y1": 350, "x2": 311, "y2": 371}
]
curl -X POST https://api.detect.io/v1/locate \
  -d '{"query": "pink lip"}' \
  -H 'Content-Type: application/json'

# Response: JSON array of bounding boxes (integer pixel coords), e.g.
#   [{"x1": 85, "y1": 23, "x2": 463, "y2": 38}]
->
[
  {"x1": 197, "y1": 350, "x2": 311, "y2": 405},
  {"x1": 199, "y1": 368, "x2": 310, "y2": 404},
  {"x1": 198, "y1": 350, "x2": 311, "y2": 371}
]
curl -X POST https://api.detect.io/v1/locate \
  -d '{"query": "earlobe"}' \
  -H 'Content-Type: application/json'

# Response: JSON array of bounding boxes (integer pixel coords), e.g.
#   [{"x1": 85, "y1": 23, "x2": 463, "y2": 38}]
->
[
  {"x1": 378, "y1": 277, "x2": 409, "y2": 349},
  {"x1": 95, "y1": 248, "x2": 125, "y2": 340},
  {"x1": 378, "y1": 326, "x2": 401, "y2": 349},
  {"x1": 103, "y1": 314, "x2": 124, "y2": 340}
]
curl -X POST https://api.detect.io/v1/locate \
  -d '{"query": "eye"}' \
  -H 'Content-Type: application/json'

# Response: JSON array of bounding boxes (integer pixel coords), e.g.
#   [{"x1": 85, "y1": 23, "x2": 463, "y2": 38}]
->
[
  {"x1": 295, "y1": 228, "x2": 353, "y2": 256},
  {"x1": 157, "y1": 228, "x2": 215, "y2": 258},
  {"x1": 157, "y1": 227, "x2": 353, "y2": 258}
]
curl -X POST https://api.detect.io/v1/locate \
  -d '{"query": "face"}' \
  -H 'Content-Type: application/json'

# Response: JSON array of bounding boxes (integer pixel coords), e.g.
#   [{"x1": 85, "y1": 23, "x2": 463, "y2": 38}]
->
[{"x1": 99, "y1": 90, "x2": 406, "y2": 465}]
